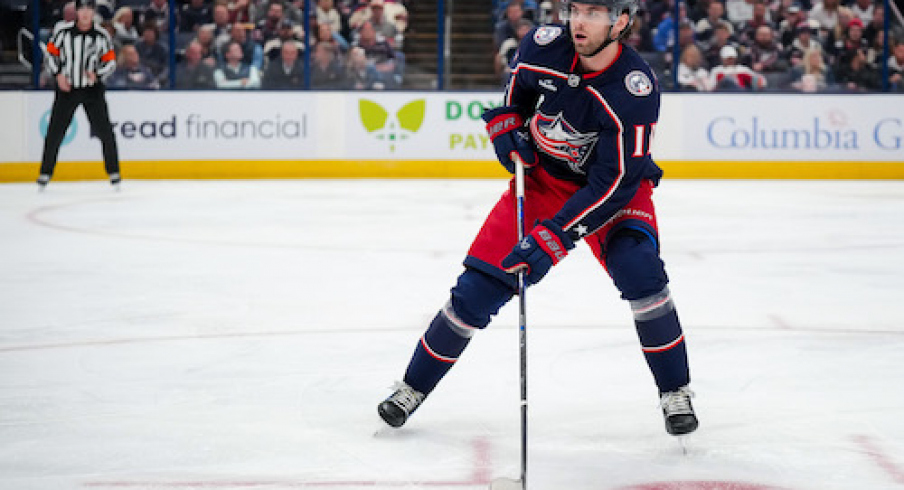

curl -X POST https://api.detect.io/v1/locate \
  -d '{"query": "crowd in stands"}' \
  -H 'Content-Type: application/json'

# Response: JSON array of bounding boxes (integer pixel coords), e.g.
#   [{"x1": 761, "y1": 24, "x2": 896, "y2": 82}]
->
[
  {"x1": 34, "y1": 0, "x2": 409, "y2": 89},
  {"x1": 493, "y1": 0, "x2": 904, "y2": 92}
]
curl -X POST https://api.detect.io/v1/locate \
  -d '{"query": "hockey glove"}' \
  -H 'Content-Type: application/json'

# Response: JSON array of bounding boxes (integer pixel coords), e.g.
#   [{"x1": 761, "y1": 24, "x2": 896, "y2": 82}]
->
[
  {"x1": 482, "y1": 106, "x2": 537, "y2": 174},
  {"x1": 501, "y1": 220, "x2": 575, "y2": 286}
]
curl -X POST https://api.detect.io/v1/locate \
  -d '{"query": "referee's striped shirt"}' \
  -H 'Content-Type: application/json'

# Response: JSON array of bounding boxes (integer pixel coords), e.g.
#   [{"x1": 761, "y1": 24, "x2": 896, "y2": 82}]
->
[{"x1": 46, "y1": 21, "x2": 116, "y2": 89}]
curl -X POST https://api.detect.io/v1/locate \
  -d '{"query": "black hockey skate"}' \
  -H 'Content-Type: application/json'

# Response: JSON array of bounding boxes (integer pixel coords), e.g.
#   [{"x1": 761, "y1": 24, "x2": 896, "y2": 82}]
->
[
  {"x1": 660, "y1": 385, "x2": 698, "y2": 436},
  {"x1": 37, "y1": 174, "x2": 50, "y2": 191},
  {"x1": 378, "y1": 382, "x2": 425, "y2": 428}
]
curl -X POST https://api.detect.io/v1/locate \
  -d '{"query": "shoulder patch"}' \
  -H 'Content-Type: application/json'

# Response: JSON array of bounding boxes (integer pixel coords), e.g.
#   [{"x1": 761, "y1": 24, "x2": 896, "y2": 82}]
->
[
  {"x1": 533, "y1": 26, "x2": 563, "y2": 45},
  {"x1": 625, "y1": 70, "x2": 653, "y2": 97}
]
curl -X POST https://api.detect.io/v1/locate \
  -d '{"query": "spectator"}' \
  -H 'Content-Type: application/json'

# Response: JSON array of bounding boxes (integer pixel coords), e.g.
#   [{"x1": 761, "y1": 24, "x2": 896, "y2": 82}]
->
[
  {"x1": 108, "y1": 44, "x2": 159, "y2": 89},
  {"x1": 647, "y1": 0, "x2": 674, "y2": 29},
  {"x1": 99, "y1": 20, "x2": 122, "y2": 51},
  {"x1": 316, "y1": 22, "x2": 349, "y2": 51},
  {"x1": 195, "y1": 24, "x2": 219, "y2": 66},
  {"x1": 211, "y1": 3, "x2": 233, "y2": 53},
  {"x1": 748, "y1": 25, "x2": 788, "y2": 73},
  {"x1": 808, "y1": 0, "x2": 840, "y2": 32},
  {"x1": 725, "y1": 0, "x2": 755, "y2": 28},
  {"x1": 135, "y1": 23, "x2": 168, "y2": 83},
  {"x1": 263, "y1": 41, "x2": 304, "y2": 89},
  {"x1": 708, "y1": 44, "x2": 768, "y2": 90},
  {"x1": 316, "y1": 0, "x2": 342, "y2": 37},
  {"x1": 790, "y1": 47, "x2": 833, "y2": 91},
  {"x1": 141, "y1": 0, "x2": 172, "y2": 34},
  {"x1": 494, "y1": 1, "x2": 526, "y2": 49},
  {"x1": 353, "y1": 20, "x2": 400, "y2": 87},
  {"x1": 344, "y1": 46, "x2": 383, "y2": 89},
  {"x1": 176, "y1": 40, "x2": 217, "y2": 89},
  {"x1": 677, "y1": 44, "x2": 711, "y2": 91},
  {"x1": 229, "y1": 0, "x2": 254, "y2": 24},
  {"x1": 704, "y1": 20, "x2": 741, "y2": 67},
  {"x1": 778, "y1": 2, "x2": 806, "y2": 46},
  {"x1": 864, "y1": 28, "x2": 885, "y2": 66},
  {"x1": 695, "y1": 1, "x2": 731, "y2": 48},
  {"x1": 833, "y1": 17, "x2": 868, "y2": 63},
  {"x1": 786, "y1": 19, "x2": 823, "y2": 67},
  {"x1": 223, "y1": 23, "x2": 263, "y2": 70},
  {"x1": 263, "y1": 19, "x2": 305, "y2": 63},
  {"x1": 849, "y1": 0, "x2": 874, "y2": 25},
  {"x1": 625, "y1": 8, "x2": 656, "y2": 52},
  {"x1": 180, "y1": 0, "x2": 213, "y2": 33},
  {"x1": 256, "y1": 1, "x2": 287, "y2": 43},
  {"x1": 215, "y1": 40, "x2": 262, "y2": 88},
  {"x1": 835, "y1": 48, "x2": 879, "y2": 91},
  {"x1": 383, "y1": 0, "x2": 409, "y2": 34},
  {"x1": 497, "y1": 18, "x2": 533, "y2": 84},
  {"x1": 311, "y1": 41, "x2": 345, "y2": 88},
  {"x1": 862, "y1": 4, "x2": 885, "y2": 48},
  {"x1": 52, "y1": 2, "x2": 77, "y2": 34},
  {"x1": 738, "y1": 0, "x2": 774, "y2": 44},
  {"x1": 112, "y1": 6, "x2": 139, "y2": 45},
  {"x1": 688, "y1": 0, "x2": 713, "y2": 24},
  {"x1": 366, "y1": 0, "x2": 402, "y2": 48},
  {"x1": 653, "y1": 2, "x2": 689, "y2": 52},
  {"x1": 888, "y1": 39, "x2": 904, "y2": 91}
]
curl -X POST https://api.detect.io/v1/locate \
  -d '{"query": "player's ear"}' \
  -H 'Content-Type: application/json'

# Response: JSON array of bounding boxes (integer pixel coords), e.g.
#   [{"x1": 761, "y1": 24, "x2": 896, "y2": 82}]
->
[{"x1": 613, "y1": 12, "x2": 630, "y2": 36}]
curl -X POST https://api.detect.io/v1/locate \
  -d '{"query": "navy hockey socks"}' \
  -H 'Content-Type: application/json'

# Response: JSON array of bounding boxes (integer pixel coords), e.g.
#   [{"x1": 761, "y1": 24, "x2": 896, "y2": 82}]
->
[
  {"x1": 403, "y1": 302, "x2": 476, "y2": 395},
  {"x1": 402, "y1": 269, "x2": 513, "y2": 395},
  {"x1": 631, "y1": 287, "x2": 690, "y2": 393}
]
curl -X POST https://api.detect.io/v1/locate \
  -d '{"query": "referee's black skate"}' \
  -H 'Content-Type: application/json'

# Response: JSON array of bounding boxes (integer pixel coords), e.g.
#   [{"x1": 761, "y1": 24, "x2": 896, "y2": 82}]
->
[
  {"x1": 37, "y1": 174, "x2": 50, "y2": 191},
  {"x1": 378, "y1": 382, "x2": 425, "y2": 428},
  {"x1": 660, "y1": 385, "x2": 698, "y2": 436},
  {"x1": 109, "y1": 173, "x2": 121, "y2": 191}
]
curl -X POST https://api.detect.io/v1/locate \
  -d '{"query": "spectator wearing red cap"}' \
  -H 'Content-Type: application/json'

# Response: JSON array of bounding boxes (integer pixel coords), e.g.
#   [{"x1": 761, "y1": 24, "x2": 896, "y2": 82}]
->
[{"x1": 832, "y1": 16, "x2": 868, "y2": 67}]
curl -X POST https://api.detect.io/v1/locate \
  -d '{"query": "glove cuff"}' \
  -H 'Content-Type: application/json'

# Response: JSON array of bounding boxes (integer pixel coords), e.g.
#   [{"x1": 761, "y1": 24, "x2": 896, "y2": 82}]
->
[
  {"x1": 482, "y1": 106, "x2": 525, "y2": 140},
  {"x1": 535, "y1": 220, "x2": 574, "y2": 265}
]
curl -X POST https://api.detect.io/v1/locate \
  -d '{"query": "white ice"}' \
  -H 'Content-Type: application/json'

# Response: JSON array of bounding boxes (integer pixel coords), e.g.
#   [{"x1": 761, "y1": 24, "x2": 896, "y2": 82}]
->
[{"x1": 1, "y1": 179, "x2": 903, "y2": 490}]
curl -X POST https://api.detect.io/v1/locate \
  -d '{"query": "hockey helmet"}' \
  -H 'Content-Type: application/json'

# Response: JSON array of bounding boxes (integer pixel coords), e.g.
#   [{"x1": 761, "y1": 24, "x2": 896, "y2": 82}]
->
[{"x1": 562, "y1": 0, "x2": 639, "y2": 25}]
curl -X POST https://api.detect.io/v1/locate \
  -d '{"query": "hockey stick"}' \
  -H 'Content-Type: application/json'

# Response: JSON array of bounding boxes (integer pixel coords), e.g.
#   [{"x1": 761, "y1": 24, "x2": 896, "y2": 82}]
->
[{"x1": 489, "y1": 153, "x2": 529, "y2": 490}]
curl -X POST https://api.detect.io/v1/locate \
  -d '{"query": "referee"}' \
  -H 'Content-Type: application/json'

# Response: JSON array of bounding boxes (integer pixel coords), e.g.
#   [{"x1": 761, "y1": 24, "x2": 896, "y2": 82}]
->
[{"x1": 39, "y1": 0, "x2": 121, "y2": 190}]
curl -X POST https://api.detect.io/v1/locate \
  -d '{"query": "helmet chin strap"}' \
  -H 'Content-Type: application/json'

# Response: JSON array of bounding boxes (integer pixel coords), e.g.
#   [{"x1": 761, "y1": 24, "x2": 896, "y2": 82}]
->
[
  {"x1": 570, "y1": 12, "x2": 631, "y2": 62},
  {"x1": 585, "y1": 25, "x2": 617, "y2": 58}
]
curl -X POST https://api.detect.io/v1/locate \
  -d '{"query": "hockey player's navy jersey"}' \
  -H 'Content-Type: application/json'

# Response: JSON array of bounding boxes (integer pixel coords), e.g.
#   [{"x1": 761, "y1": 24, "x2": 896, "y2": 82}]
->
[{"x1": 505, "y1": 24, "x2": 664, "y2": 242}]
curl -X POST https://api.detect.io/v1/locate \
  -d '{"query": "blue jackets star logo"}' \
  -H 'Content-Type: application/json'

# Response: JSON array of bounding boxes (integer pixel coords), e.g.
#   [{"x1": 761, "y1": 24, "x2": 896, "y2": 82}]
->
[{"x1": 529, "y1": 112, "x2": 599, "y2": 174}]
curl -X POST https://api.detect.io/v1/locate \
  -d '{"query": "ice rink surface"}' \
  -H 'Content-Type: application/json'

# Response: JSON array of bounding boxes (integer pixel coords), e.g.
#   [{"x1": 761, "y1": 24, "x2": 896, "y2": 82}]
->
[{"x1": 1, "y1": 178, "x2": 903, "y2": 490}]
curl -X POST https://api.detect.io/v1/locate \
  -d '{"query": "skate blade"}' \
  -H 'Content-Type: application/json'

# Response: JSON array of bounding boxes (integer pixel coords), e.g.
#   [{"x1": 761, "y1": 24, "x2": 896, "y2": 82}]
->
[
  {"x1": 676, "y1": 433, "x2": 693, "y2": 455},
  {"x1": 488, "y1": 477, "x2": 523, "y2": 490}
]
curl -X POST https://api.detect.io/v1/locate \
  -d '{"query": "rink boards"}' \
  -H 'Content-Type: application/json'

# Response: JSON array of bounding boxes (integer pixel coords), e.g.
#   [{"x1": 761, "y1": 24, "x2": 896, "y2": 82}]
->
[{"x1": 0, "y1": 91, "x2": 902, "y2": 181}]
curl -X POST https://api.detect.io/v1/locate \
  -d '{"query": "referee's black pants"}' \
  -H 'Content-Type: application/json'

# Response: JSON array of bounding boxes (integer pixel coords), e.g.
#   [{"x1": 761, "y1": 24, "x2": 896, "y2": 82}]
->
[{"x1": 40, "y1": 83, "x2": 119, "y2": 178}]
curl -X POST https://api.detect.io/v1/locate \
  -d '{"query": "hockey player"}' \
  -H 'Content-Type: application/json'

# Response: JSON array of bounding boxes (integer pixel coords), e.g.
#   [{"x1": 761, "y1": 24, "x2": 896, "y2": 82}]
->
[{"x1": 378, "y1": 0, "x2": 698, "y2": 437}]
